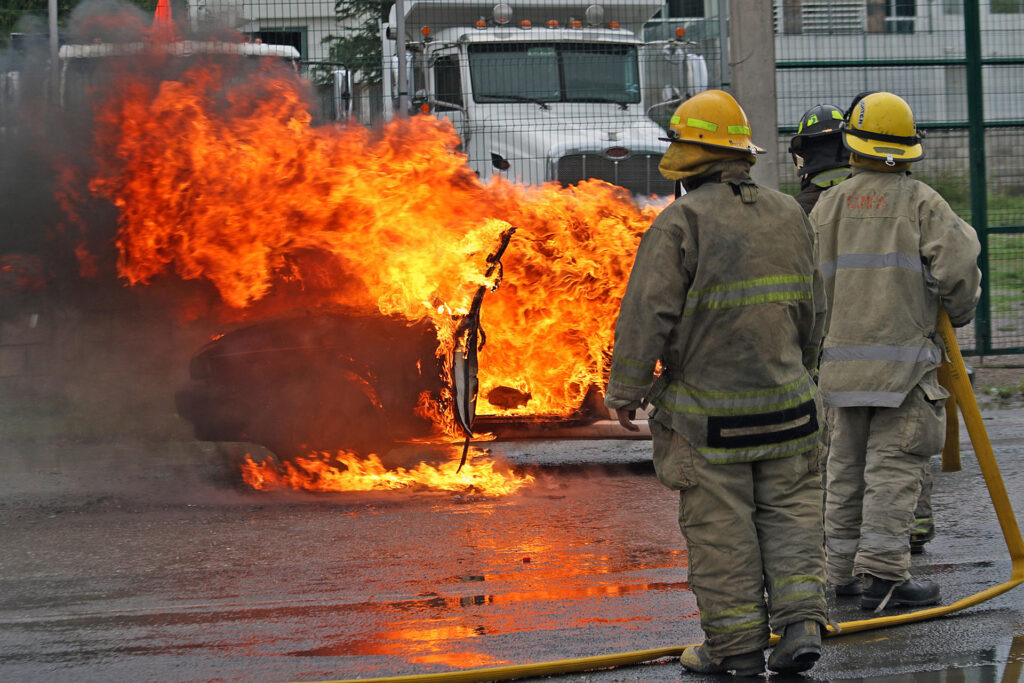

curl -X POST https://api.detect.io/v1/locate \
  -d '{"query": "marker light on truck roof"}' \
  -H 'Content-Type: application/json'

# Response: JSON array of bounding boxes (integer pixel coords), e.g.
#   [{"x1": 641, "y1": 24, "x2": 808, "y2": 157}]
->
[
  {"x1": 474, "y1": 17, "x2": 487, "y2": 28},
  {"x1": 569, "y1": 20, "x2": 583, "y2": 29},
  {"x1": 546, "y1": 19, "x2": 559, "y2": 28},
  {"x1": 493, "y1": 3, "x2": 513, "y2": 24},
  {"x1": 605, "y1": 147, "x2": 629, "y2": 159},
  {"x1": 519, "y1": 19, "x2": 532, "y2": 29},
  {"x1": 421, "y1": 26, "x2": 432, "y2": 36},
  {"x1": 607, "y1": 21, "x2": 620, "y2": 29},
  {"x1": 676, "y1": 27, "x2": 685, "y2": 38}
]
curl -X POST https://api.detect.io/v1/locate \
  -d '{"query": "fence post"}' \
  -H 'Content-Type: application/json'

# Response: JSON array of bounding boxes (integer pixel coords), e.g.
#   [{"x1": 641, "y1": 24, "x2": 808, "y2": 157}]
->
[
  {"x1": 728, "y1": 0, "x2": 779, "y2": 189},
  {"x1": 964, "y1": 0, "x2": 990, "y2": 355}
]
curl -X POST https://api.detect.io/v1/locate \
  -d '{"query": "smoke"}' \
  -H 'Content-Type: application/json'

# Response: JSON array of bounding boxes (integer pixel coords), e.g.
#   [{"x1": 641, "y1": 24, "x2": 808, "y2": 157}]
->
[{"x1": 0, "y1": 0, "x2": 294, "y2": 474}]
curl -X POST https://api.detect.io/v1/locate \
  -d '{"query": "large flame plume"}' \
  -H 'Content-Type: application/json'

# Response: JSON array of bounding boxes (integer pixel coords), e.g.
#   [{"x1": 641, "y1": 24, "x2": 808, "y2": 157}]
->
[{"x1": 73, "y1": 50, "x2": 664, "y2": 493}]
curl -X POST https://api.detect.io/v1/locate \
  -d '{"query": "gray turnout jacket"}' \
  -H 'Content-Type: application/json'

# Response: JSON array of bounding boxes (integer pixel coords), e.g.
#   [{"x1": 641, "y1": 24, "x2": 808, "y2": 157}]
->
[
  {"x1": 605, "y1": 160, "x2": 827, "y2": 464},
  {"x1": 810, "y1": 168, "x2": 982, "y2": 408}
]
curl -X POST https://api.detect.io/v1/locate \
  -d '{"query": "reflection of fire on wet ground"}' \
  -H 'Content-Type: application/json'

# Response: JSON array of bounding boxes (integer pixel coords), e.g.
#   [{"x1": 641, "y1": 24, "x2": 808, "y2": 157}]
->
[{"x1": 6, "y1": 4, "x2": 667, "y2": 495}]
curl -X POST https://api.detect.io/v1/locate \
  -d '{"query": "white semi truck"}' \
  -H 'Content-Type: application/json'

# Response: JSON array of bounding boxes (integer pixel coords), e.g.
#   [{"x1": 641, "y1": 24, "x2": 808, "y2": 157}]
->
[{"x1": 379, "y1": 0, "x2": 707, "y2": 198}]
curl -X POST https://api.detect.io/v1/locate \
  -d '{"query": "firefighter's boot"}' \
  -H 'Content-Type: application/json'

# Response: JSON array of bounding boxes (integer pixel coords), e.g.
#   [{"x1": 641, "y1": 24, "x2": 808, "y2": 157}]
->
[
  {"x1": 834, "y1": 580, "x2": 863, "y2": 597},
  {"x1": 679, "y1": 644, "x2": 764, "y2": 677},
  {"x1": 860, "y1": 575, "x2": 940, "y2": 611},
  {"x1": 767, "y1": 620, "x2": 822, "y2": 674}
]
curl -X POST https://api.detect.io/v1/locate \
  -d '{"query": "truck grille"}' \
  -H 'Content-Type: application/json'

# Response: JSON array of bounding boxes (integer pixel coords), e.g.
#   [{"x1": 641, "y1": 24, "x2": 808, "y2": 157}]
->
[{"x1": 555, "y1": 153, "x2": 674, "y2": 198}]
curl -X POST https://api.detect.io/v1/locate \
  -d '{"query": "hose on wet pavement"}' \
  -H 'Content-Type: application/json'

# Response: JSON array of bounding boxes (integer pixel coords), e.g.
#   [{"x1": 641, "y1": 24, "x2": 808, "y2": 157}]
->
[{"x1": 311, "y1": 308, "x2": 1024, "y2": 683}]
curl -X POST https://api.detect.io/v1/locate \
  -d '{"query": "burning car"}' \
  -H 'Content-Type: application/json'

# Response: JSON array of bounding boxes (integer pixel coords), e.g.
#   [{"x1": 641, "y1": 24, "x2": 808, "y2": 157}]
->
[
  {"x1": 65, "y1": 21, "x2": 661, "y2": 467},
  {"x1": 174, "y1": 229, "x2": 631, "y2": 462},
  {"x1": 175, "y1": 312, "x2": 447, "y2": 459}
]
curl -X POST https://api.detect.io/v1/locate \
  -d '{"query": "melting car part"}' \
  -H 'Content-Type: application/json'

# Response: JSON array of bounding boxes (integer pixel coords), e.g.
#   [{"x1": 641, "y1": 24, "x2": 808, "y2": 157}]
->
[
  {"x1": 451, "y1": 226, "x2": 516, "y2": 471},
  {"x1": 176, "y1": 312, "x2": 444, "y2": 460}
]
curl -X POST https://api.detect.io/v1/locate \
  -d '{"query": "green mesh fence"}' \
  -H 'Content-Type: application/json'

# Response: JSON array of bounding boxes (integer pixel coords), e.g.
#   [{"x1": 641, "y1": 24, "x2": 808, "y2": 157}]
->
[{"x1": 776, "y1": 0, "x2": 1024, "y2": 356}]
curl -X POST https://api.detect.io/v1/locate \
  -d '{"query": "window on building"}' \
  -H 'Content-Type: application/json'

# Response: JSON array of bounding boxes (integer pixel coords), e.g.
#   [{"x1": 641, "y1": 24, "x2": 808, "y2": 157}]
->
[
  {"x1": 992, "y1": 0, "x2": 1024, "y2": 13},
  {"x1": 248, "y1": 29, "x2": 306, "y2": 60},
  {"x1": 434, "y1": 55, "x2": 463, "y2": 109},
  {"x1": 667, "y1": 0, "x2": 705, "y2": 17},
  {"x1": 942, "y1": 0, "x2": 962, "y2": 14},
  {"x1": 776, "y1": 0, "x2": 864, "y2": 35},
  {"x1": 885, "y1": 0, "x2": 915, "y2": 33}
]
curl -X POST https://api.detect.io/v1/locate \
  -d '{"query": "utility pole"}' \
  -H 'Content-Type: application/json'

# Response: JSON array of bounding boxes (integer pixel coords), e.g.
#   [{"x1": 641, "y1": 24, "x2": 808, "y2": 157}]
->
[
  {"x1": 49, "y1": 0, "x2": 58, "y2": 99},
  {"x1": 728, "y1": 0, "x2": 779, "y2": 189},
  {"x1": 395, "y1": 0, "x2": 409, "y2": 115}
]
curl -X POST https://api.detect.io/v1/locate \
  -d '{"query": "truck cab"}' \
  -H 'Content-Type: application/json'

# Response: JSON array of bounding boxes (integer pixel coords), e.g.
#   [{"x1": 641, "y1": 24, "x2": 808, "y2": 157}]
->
[{"x1": 382, "y1": 1, "x2": 700, "y2": 199}]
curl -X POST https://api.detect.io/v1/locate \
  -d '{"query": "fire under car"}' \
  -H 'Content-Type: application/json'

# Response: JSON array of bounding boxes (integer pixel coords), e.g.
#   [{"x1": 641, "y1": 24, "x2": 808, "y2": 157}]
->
[{"x1": 174, "y1": 230, "x2": 647, "y2": 461}]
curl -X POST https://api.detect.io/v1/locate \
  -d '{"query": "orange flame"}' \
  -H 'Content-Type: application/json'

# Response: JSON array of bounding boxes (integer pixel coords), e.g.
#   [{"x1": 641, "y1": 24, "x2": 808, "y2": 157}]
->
[
  {"x1": 241, "y1": 448, "x2": 534, "y2": 497},
  {"x1": 85, "y1": 61, "x2": 663, "y2": 424},
  {"x1": 150, "y1": 0, "x2": 176, "y2": 43}
]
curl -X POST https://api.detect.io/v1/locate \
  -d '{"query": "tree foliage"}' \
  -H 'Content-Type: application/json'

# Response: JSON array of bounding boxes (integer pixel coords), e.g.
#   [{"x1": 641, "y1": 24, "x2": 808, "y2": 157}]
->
[
  {"x1": 322, "y1": 0, "x2": 391, "y2": 85},
  {"x1": 1, "y1": 0, "x2": 158, "y2": 47}
]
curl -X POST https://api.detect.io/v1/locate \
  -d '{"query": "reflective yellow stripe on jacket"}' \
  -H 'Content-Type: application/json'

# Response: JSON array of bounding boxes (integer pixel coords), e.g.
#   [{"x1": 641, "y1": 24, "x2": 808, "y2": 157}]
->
[{"x1": 683, "y1": 275, "x2": 814, "y2": 316}]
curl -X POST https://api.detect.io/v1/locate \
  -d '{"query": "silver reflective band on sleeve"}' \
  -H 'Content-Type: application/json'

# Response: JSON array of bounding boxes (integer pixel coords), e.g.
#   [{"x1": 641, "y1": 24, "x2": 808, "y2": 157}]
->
[
  {"x1": 609, "y1": 356, "x2": 656, "y2": 388},
  {"x1": 819, "y1": 252, "x2": 923, "y2": 279},
  {"x1": 821, "y1": 345, "x2": 941, "y2": 364}
]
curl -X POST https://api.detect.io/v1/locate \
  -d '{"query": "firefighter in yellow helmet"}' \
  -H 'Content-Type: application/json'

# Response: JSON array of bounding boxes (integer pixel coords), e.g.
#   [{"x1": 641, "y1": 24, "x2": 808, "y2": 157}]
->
[
  {"x1": 810, "y1": 92, "x2": 981, "y2": 610},
  {"x1": 605, "y1": 90, "x2": 828, "y2": 676}
]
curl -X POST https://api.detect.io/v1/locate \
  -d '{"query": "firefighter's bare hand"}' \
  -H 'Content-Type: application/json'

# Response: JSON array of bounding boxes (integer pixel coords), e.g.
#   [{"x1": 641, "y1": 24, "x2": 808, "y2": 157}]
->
[{"x1": 614, "y1": 408, "x2": 639, "y2": 431}]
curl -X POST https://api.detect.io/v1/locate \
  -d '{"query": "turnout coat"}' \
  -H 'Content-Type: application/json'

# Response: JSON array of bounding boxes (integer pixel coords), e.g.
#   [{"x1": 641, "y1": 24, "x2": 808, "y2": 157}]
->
[
  {"x1": 810, "y1": 168, "x2": 982, "y2": 408},
  {"x1": 605, "y1": 160, "x2": 827, "y2": 464}
]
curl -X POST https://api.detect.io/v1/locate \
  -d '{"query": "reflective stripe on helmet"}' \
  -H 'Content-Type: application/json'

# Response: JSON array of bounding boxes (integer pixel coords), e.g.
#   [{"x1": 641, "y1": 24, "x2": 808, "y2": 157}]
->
[{"x1": 687, "y1": 117, "x2": 718, "y2": 132}]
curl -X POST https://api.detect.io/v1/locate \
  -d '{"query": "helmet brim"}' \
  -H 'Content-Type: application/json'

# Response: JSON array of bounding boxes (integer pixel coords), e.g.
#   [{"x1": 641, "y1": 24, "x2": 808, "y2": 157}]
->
[
  {"x1": 661, "y1": 138, "x2": 765, "y2": 155},
  {"x1": 843, "y1": 131, "x2": 923, "y2": 163}
]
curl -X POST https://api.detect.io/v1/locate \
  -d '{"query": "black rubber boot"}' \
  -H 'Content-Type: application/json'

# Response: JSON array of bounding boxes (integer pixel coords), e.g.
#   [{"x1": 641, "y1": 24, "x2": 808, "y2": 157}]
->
[
  {"x1": 834, "y1": 580, "x2": 863, "y2": 597},
  {"x1": 767, "y1": 620, "x2": 822, "y2": 674},
  {"x1": 679, "y1": 644, "x2": 765, "y2": 677},
  {"x1": 860, "y1": 575, "x2": 940, "y2": 611}
]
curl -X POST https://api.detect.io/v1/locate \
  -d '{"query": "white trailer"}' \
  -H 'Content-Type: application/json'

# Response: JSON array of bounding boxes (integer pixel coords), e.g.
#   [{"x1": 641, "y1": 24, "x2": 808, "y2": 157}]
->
[{"x1": 380, "y1": 0, "x2": 706, "y2": 198}]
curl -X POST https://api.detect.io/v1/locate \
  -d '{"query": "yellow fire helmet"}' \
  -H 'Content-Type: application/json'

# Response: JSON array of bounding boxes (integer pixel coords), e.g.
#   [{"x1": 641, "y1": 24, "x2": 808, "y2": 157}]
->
[
  {"x1": 661, "y1": 90, "x2": 765, "y2": 156},
  {"x1": 842, "y1": 91, "x2": 924, "y2": 164}
]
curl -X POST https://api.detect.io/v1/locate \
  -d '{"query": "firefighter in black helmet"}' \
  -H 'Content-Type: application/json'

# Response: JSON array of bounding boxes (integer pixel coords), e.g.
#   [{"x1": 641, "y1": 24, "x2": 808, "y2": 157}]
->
[{"x1": 789, "y1": 104, "x2": 850, "y2": 215}]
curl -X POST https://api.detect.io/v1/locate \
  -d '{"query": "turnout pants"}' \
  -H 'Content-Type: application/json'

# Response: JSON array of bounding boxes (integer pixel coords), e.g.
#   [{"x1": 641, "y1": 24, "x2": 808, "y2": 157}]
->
[
  {"x1": 914, "y1": 462, "x2": 934, "y2": 533},
  {"x1": 824, "y1": 383, "x2": 943, "y2": 584},
  {"x1": 652, "y1": 421, "x2": 827, "y2": 661}
]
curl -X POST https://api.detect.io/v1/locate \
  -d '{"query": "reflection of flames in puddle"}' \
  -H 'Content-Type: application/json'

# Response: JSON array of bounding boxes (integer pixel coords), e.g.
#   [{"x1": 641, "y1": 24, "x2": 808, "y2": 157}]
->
[{"x1": 240, "y1": 446, "x2": 534, "y2": 497}]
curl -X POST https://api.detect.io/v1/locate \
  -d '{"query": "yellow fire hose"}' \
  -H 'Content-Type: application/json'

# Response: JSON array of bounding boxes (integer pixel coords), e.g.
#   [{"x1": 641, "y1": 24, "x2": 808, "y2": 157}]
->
[{"x1": 310, "y1": 308, "x2": 1024, "y2": 683}]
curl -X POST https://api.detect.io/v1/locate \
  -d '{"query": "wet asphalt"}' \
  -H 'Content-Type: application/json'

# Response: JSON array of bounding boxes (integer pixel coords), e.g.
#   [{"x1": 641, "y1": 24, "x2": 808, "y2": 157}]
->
[{"x1": 1, "y1": 408, "x2": 1023, "y2": 683}]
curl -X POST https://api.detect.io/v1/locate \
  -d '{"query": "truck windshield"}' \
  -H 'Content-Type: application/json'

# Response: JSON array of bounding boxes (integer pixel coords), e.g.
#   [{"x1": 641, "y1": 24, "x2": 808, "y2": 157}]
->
[{"x1": 468, "y1": 43, "x2": 640, "y2": 105}]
